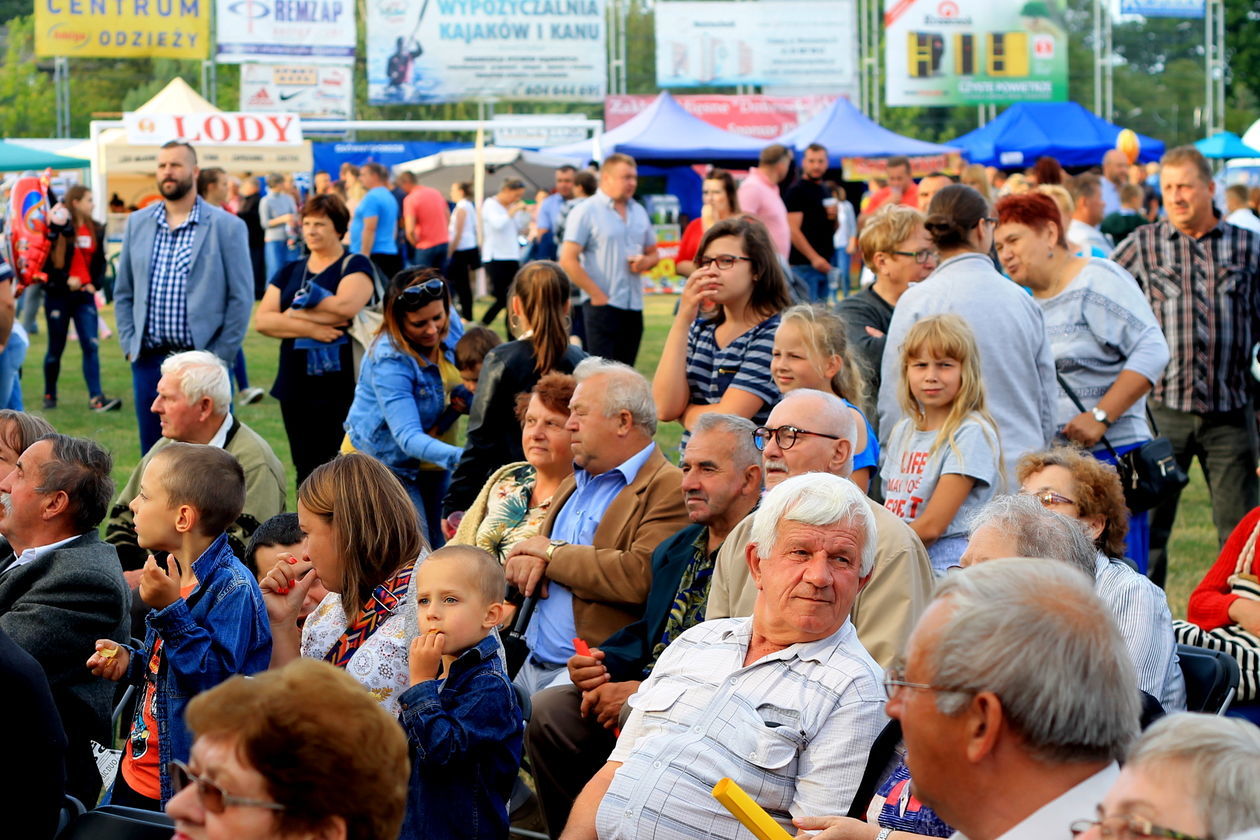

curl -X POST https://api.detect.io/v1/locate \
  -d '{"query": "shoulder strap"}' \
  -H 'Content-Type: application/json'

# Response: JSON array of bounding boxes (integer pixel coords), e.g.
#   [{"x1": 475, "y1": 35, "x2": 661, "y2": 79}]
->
[
  {"x1": 1234, "y1": 518, "x2": 1260, "y2": 579},
  {"x1": 1055, "y1": 373, "x2": 1123, "y2": 461}
]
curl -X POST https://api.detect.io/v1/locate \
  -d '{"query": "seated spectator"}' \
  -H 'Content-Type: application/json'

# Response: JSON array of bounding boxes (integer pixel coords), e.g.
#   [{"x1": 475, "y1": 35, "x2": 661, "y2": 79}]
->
[
  {"x1": 563, "y1": 473, "x2": 887, "y2": 839},
  {"x1": 503, "y1": 358, "x2": 690, "y2": 695},
  {"x1": 675, "y1": 169, "x2": 740, "y2": 277},
  {"x1": 400, "y1": 545, "x2": 522, "y2": 840},
  {"x1": 0, "y1": 434, "x2": 129, "y2": 804},
  {"x1": 107, "y1": 350, "x2": 286, "y2": 571},
  {"x1": 1, "y1": 625, "x2": 66, "y2": 840},
  {"x1": 244, "y1": 512, "x2": 328, "y2": 628},
  {"x1": 654, "y1": 216, "x2": 791, "y2": 434},
  {"x1": 88, "y1": 444, "x2": 271, "y2": 808},
  {"x1": 0, "y1": 410, "x2": 54, "y2": 471},
  {"x1": 261, "y1": 453, "x2": 427, "y2": 716},
  {"x1": 168, "y1": 659, "x2": 409, "y2": 840},
  {"x1": 526, "y1": 413, "x2": 763, "y2": 836},
  {"x1": 452, "y1": 373, "x2": 577, "y2": 563},
  {"x1": 962, "y1": 491, "x2": 1185, "y2": 711},
  {"x1": 1074, "y1": 713, "x2": 1260, "y2": 840},
  {"x1": 444, "y1": 261, "x2": 586, "y2": 521},
  {"x1": 707, "y1": 389, "x2": 933, "y2": 669}
]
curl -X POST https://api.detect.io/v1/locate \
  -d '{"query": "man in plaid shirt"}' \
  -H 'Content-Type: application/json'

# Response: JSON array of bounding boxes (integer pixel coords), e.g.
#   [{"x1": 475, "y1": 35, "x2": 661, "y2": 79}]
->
[{"x1": 1112, "y1": 145, "x2": 1260, "y2": 587}]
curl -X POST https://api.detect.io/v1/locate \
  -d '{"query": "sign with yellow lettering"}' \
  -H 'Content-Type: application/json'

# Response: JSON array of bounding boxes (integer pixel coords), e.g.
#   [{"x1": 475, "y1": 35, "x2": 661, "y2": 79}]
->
[{"x1": 36, "y1": 0, "x2": 210, "y2": 59}]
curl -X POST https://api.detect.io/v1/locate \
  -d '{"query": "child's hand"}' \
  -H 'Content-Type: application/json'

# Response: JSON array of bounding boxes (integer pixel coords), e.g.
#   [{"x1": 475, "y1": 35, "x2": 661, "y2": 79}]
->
[
  {"x1": 139, "y1": 554, "x2": 183, "y2": 610},
  {"x1": 86, "y1": 639, "x2": 130, "y2": 680},
  {"x1": 409, "y1": 631, "x2": 445, "y2": 685},
  {"x1": 260, "y1": 554, "x2": 319, "y2": 627}
]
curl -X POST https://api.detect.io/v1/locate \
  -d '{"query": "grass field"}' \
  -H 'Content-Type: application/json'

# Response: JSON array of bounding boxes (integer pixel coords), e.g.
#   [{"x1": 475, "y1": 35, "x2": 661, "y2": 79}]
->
[{"x1": 21, "y1": 293, "x2": 1218, "y2": 618}]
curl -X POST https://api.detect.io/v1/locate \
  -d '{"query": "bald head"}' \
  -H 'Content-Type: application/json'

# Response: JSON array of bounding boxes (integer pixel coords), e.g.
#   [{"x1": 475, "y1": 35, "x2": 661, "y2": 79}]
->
[
  {"x1": 1103, "y1": 150, "x2": 1129, "y2": 186},
  {"x1": 760, "y1": 389, "x2": 855, "y2": 485}
]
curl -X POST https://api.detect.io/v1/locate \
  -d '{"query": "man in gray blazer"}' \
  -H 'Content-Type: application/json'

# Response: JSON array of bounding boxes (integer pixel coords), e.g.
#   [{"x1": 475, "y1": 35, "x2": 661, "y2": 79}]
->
[
  {"x1": 115, "y1": 140, "x2": 254, "y2": 453},
  {"x1": 0, "y1": 434, "x2": 128, "y2": 804}
]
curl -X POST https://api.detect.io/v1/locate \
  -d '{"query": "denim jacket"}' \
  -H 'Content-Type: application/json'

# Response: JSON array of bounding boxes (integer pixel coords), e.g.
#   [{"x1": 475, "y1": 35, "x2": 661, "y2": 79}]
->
[
  {"x1": 122, "y1": 534, "x2": 272, "y2": 802},
  {"x1": 397, "y1": 634, "x2": 523, "y2": 840},
  {"x1": 344, "y1": 332, "x2": 464, "y2": 476}
]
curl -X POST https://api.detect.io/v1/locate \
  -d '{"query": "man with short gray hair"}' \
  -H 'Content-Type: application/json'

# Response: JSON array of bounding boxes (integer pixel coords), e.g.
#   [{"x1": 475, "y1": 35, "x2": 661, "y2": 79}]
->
[{"x1": 506, "y1": 358, "x2": 689, "y2": 694}]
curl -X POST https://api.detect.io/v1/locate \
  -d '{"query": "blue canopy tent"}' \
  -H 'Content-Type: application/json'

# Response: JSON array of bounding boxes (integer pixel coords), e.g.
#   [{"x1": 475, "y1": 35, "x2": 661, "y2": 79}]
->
[
  {"x1": 1195, "y1": 131, "x2": 1260, "y2": 160},
  {"x1": 947, "y1": 102, "x2": 1164, "y2": 168},
  {"x1": 0, "y1": 141, "x2": 88, "y2": 172},
  {"x1": 777, "y1": 97, "x2": 960, "y2": 164}
]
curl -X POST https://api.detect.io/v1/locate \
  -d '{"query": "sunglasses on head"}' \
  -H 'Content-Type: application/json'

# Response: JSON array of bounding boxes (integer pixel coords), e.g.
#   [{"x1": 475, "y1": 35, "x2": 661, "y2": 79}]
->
[{"x1": 396, "y1": 278, "x2": 447, "y2": 309}]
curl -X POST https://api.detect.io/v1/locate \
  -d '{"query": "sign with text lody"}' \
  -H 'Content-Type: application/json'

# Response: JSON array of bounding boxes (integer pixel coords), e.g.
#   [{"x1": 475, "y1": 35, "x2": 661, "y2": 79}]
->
[{"x1": 124, "y1": 112, "x2": 304, "y2": 146}]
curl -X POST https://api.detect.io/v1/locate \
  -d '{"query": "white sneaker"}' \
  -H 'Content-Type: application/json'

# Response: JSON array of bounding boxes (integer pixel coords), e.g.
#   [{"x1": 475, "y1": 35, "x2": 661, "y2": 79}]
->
[{"x1": 238, "y1": 387, "x2": 266, "y2": 405}]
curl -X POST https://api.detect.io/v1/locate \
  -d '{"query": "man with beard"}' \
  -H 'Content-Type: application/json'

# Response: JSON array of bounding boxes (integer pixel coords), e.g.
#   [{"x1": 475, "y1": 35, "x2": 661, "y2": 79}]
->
[{"x1": 115, "y1": 141, "x2": 253, "y2": 453}]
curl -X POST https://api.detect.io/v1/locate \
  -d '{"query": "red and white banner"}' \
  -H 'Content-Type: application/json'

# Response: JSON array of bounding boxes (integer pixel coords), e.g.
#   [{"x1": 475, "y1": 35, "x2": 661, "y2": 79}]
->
[
  {"x1": 123, "y1": 112, "x2": 304, "y2": 146},
  {"x1": 605, "y1": 94, "x2": 836, "y2": 140}
]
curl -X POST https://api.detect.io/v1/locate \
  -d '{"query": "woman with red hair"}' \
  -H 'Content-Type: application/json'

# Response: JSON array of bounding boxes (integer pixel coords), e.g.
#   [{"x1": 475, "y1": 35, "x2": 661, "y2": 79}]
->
[{"x1": 994, "y1": 191, "x2": 1169, "y2": 571}]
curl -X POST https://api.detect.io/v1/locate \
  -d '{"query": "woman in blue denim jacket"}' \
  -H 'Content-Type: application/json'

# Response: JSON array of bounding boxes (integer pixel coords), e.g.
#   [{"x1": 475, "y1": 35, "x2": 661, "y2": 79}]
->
[{"x1": 344, "y1": 268, "x2": 465, "y2": 542}]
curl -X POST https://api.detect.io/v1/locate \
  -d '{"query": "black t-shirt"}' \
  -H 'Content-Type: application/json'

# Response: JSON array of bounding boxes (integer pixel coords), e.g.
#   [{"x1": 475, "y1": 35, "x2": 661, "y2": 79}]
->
[
  {"x1": 238, "y1": 193, "x2": 265, "y2": 249},
  {"x1": 785, "y1": 178, "x2": 835, "y2": 265}
]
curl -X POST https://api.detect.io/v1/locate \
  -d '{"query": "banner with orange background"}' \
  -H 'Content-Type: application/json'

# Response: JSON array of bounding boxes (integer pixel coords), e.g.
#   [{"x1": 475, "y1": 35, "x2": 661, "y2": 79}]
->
[{"x1": 843, "y1": 151, "x2": 964, "y2": 182}]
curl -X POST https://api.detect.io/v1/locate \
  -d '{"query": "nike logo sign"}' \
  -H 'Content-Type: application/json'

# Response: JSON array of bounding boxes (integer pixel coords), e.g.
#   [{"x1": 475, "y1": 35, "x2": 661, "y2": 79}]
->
[{"x1": 279, "y1": 89, "x2": 310, "y2": 101}]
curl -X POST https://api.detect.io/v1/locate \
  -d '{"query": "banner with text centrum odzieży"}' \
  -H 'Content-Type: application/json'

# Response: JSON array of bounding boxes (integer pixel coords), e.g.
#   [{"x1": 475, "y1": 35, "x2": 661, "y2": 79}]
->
[{"x1": 36, "y1": 0, "x2": 210, "y2": 59}]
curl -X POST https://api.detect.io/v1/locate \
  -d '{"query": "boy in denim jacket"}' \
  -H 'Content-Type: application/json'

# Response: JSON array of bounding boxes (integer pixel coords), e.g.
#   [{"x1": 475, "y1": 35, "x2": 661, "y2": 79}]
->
[
  {"x1": 400, "y1": 545, "x2": 522, "y2": 840},
  {"x1": 87, "y1": 444, "x2": 271, "y2": 808}
]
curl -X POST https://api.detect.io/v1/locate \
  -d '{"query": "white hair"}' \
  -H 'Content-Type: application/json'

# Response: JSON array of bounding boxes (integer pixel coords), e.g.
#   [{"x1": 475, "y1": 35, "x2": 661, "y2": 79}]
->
[
  {"x1": 968, "y1": 494, "x2": 1098, "y2": 580},
  {"x1": 690, "y1": 413, "x2": 760, "y2": 472},
  {"x1": 931, "y1": 558, "x2": 1140, "y2": 763},
  {"x1": 771, "y1": 389, "x2": 856, "y2": 476},
  {"x1": 748, "y1": 472, "x2": 877, "y2": 577},
  {"x1": 1127, "y1": 713, "x2": 1260, "y2": 839},
  {"x1": 573, "y1": 356, "x2": 656, "y2": 435},
  {"x1": 160, "y1": 350, "x2": 231, "y2": 416}
]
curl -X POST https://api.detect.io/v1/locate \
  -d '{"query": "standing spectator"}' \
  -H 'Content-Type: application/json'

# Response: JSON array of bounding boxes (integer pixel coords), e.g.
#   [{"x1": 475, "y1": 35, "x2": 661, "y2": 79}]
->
[
  {"x1": 786, "y1": 143, "x2": 839, "y2": 302},
  {"x1": 1113, "y1": 145, "x2": 1260, "y2": 588},
  {"x1": 351, "y1": 162, "x2": 402, "y2": 280},
  {"x1": 401, "y1": 171, "x2": 451, "y2": 269},
  {"x1": 1030, "y1": 155, "x2": 1066, "y2": 186},
  {"x1": 236, "y1": 173, "x2": 267, "y2": 297},
  {"x1": 737, "y1": 144, "x2": 792, "y2": 260},
  {"x1": 1069, "y1": 173, "x2": 1113, "y2": 257},
  {"x1": 1225, "y1": 183, "x2": 1260, "y2": 233},
  {"x1": 44, "y1": 186, "x2": 122, "y2": 412},
  {"x1": 878, "y1": 185, "x2": 1056, "y2": 486},
  {"x1": 446, "y1": 181, "x2": 480, "y2": 321},
  {"x1": 480, "y1": 178, "x2": 528, "y2": 334},
  {"x1": 676, "y1": 169, "x2": 739, "y2": 277},
  {"x1": 339, "y1": 162, "x2": 365, "y2": 213},
  {"x1": 1100, "y1": 183, "x2": 1150, "y2": 244},
  {"x1": 313, "y1": 169, "x2": 333, "y2": 196},
  {"x1": 861, "y1": 155, "x2": 920, "y2": 218},
  {"x1": 915, "y1": 172, "x2": 955, "y2": 212},
  {"x1": 560, "y1": 154, "x2": 659, "y2": 366},
  {"x1": 555, "y1": 169, "x2": 596, "y2": 246},
  {"x1": 531, "y1": 165, "x2": 577, "y2": 261},
  {"x1": 114, "y1": 141, "x2": 254, "y2": 453},
  {"x1": 1101, "y1": 148, "x2": 1129, "y2": 215},
  {"x1": 390, "y1": 171, "x2": 410, "y2": 265},
  {"x1": 963, "y1": 163, "x2": 993, "y2": 203},
  {"x1": 831, "y1": 183, "x2": 858, "y2": 295},
  {"x1": 259, "y1": 173, "x2": 298, "y2": 283}
]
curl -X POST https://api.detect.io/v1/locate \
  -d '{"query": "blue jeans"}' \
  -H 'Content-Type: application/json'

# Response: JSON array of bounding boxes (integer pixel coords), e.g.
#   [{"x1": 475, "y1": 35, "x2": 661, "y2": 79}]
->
[
  {"x1": 44, "y1": 289, "x2": 103, "y2": 399},
  {"x1": 0, "y1": 325, "x2": 27, "y2": 410},
  {"x1": 830, "y1": 248, "x2": 852, "y2": 298},
  {"x1": 131, "y1": 350, "x2": 169, "y2": 454},
  {"x1": 411, "y1": 243, "x2": 447, "y2": 269},
  {"x1": 18, "y1": 284, "x2": 43, "y2": 333},
  {"x1": 791, "y1": 264, "x2": 830, "y2": 304},
  {"x1": 264, "y1": 240, "x2": 298, "y2": 285},
  {"x1": 233, "y1": 349, "x2": 251, "y2": 390}
]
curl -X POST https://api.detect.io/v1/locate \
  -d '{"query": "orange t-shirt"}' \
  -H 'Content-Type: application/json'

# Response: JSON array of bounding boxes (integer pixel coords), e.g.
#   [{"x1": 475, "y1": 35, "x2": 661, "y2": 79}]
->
[{"x1": 119, "y1": 582, "x2": 197, "y2": 799}]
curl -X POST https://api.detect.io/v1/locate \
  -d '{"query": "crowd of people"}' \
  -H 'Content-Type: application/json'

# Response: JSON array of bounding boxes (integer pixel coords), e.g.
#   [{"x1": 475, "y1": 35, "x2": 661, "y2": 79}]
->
[{"x1": 2, "y1": 135, "x2": 1260, "y2": 840}]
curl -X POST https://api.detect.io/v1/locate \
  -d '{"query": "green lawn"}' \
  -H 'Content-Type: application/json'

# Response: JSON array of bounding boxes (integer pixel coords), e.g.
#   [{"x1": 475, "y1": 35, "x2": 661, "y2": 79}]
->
[{"x1": 23, "y1": 293, "x2": 1215, "y2": 618}]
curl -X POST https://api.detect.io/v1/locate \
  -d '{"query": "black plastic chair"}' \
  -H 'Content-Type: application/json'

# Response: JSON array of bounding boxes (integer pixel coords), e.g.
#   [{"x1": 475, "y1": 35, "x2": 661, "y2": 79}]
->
[
  {"x1": 1177, "y1": 643, "x2": 1241, "y2": 714},
  {"x1": 56, "y1": 794, "x2": 86, "y2": 836},
  {"x1": 57, "y1": 805, "x2": 173, "y2": 840}
]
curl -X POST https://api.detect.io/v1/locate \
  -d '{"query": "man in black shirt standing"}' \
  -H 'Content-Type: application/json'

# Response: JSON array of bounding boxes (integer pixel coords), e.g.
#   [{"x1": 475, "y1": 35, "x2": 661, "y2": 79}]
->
[{"x1": 786, "y1": 143, "x2": 837, "y2": 303}]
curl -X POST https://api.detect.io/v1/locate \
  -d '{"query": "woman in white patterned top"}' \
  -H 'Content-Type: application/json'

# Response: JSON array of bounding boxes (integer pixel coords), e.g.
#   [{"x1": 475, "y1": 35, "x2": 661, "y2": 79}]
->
[{"x1": 260, "y1": 453, "x2": 428, "y2": 715}]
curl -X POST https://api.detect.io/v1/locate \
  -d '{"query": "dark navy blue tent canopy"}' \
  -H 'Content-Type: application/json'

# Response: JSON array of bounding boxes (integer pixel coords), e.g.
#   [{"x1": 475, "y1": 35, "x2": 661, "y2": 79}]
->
[
  {"x1": 947, "y1": 102, "x2": 1164, "y2": 168},
  {"x1": 777, "y1": 97, "x2": 959, "y2": 164}
]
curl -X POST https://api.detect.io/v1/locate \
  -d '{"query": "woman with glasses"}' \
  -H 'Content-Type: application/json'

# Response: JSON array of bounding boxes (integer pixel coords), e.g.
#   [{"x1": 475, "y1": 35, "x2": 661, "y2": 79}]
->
[
  {"x1": 996, "y1": 192, "x2": 1169, "y2": 571},
  {"x1": 837, "y1": 204, "x2": 935, "y2": 410},
  {"x1": 653, "y1": 216, "x2": 792, "y2": 437},
  {"x1": 167, "y1": 658, "x2": 409, "y2": 840},
  {"x1": 343, "y1": 268, "x2": 465, "y2": 543},
  {"x1": 256, "y1": 193, "x2": 375, "y2": 487}
]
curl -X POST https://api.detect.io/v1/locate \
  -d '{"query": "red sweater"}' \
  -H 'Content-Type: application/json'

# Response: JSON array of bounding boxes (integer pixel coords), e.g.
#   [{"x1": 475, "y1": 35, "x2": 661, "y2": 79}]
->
[{"x1": 1187, "y1": 505, "x2": 1260, "y2": 630}]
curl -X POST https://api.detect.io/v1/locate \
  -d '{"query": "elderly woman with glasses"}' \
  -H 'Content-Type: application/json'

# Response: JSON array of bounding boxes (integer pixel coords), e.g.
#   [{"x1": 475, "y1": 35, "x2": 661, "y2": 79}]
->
[{"x1": 343, "y1": 268, "x2": 465, "y2": 544}]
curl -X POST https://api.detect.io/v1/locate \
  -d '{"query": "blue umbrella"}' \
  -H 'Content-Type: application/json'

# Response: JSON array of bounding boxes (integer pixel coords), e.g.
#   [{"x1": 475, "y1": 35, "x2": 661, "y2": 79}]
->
[
  {"x1": 1194, "y1": 131, "x2": 1260, "y2": 160},
  {"x1": 0, "y1": 141, "x2": 87, "y2": 172}
]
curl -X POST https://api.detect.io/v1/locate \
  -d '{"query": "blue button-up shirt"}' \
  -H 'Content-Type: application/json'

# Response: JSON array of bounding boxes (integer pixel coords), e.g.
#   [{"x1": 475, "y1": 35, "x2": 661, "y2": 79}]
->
[
  {"x1": 144, "y1": 199, "x2": 200, "y2": 349},
  {"x1": 537, "y1": 192, "x2": 566, "y2": 233},
  {"x1": 527, "y1": 441, "x2": 657, "y2": 664},
  {"x1": 563, "y1": 189, "x2": 655, "y2": 311}
]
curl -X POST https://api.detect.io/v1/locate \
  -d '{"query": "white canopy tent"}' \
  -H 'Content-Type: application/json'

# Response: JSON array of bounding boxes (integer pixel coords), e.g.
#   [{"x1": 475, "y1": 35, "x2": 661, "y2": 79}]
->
[{"x1": 393, "y1": 147, "x2": 580, "y2": 195}]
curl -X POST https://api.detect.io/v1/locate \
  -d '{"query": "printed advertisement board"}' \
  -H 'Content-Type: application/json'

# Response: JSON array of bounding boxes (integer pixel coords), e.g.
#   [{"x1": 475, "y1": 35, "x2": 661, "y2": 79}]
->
[
  {"x1": 606, "y1": 94, "x2": 836, "y2": 139},
  {"x1": 35, "y1": 0, "x2": 209, "y2": 58},
  {"x1": 884, "y1": 0, "x2": 1069, "y2": 106},
  {"x1": 1119, "y1": 0, "x2": 1204, "y2": 17},
  {"x1": 216, "y1": 0, "x2": 356, "y2": 63},
  {"x1": 124, "y1": 112, "x2": 304, "y2": 146},
  {"x1": 240, "y1": 64, "x2": 354, "y2": 120}
]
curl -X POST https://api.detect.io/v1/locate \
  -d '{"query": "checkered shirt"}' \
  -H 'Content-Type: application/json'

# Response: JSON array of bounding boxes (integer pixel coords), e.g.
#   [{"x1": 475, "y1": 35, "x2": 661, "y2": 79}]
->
[{"x1": 143, "y1": 199, "x2": 199, "y2": 349}]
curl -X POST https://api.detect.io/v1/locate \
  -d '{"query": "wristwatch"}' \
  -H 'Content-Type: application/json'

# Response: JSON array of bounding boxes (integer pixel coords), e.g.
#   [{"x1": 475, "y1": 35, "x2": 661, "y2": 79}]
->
[
  {"x1": 1090, "y1": 406, "x2": 1113, "y2": 428},
  {"x1": 545, "y1": 539, "x2": 567, "y2": 560}
]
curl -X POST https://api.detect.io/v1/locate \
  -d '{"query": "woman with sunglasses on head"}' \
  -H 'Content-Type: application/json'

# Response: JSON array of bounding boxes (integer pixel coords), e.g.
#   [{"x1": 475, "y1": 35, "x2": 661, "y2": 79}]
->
[
  {"x1": 653, "y1": 216, "x2": 792, "y2": 439},
  {"x1": 343, "y1": 268, "x2": 465, "y2": 544}
]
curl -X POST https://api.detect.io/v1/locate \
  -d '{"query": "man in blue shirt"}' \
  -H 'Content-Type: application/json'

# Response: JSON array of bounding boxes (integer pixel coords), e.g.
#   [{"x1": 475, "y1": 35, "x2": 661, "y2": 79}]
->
[
  {"x1": 504, "y1": 357, "x2": 689, "y2": 695},
  {"x1": 529, "y1": 165, "x2": 577, "y2": 262},
  {"x1": 350, "y1": 162, "x2": 402, "y2": 280}
]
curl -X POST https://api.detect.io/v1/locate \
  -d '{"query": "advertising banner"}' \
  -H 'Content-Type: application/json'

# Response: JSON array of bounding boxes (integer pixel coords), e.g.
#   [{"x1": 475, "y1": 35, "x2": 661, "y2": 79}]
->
[
  {"x1": 241, "y1": 64, "x2": 353, "y2": 120},
  {"x1": 104, "y1": 143, "x2": 312, "y2": 173},
  {"x1": 216, "y1": 0, "x2": 356, "y2": 63},
  {"x1": 1119, "y1": 0, "x2": 1204, "y2": 17},
  {"x1": 366, "y1": 0, "x2": 607, "y2": 104},
  {"x1": 35, "y1": 0, "x2": 209, "y2": 58},
  {"x1": 606, "y1": 94, "x2": 836, "y2": 139},
  {"x1": 884, "y1": 0, "x2": 1069, "y2": 106},
  {"x1": 124, "y1": 112, "x2": 304, "y2": 146},
  {"x1": 842, "y1": 151, "x2": 964, "y2": 181},
  {"x1": 654, "y1": 0, "x2": 857, "y2": 89}
]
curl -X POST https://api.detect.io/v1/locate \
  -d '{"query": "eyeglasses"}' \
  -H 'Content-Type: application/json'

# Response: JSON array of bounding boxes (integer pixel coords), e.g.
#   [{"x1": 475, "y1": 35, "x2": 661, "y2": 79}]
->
[
  {"x1": 397, "y1": 278, "x2": 447, "y2": 308},
  {"x1": 169, "y1": 759, "x2": 286, "y2": 814},
  {"x1": 889, "y1": 248, "x2": 938, "y2": 265},
  {"x1": 881, "y1": 665, "x2": 971, "y2": 700},
  {"x1": 1069, "y1": 810, "x2": 1207, "y2": 840},
  {"x1": 981, "y1": 216, "x2": 999, "y2": 226},
  {"x1": 752, "y1": 424, "x2": 842, "y2": 451},
  {"x1": 1024, "y1": 489, "x2": 1078, "y2": 508},
  {"x1": 697, "y1": 254, "x2": 753, "y2": 270}
]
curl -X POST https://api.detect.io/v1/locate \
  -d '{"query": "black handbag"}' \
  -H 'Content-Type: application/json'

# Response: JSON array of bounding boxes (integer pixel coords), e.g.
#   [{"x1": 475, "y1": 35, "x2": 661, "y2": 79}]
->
[{"x1": 1055, "y1": 375, "x2": 1189, "y2": 514}]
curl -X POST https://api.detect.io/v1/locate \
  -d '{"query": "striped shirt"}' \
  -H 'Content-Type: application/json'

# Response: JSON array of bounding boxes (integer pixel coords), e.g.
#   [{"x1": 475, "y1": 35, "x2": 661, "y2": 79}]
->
[
  {"x1": 1111, "y1": 217, "x2": 1260, "y2": 414},
  {"x1": 597, "y1": 617, "x2": 887, "y2": 840},
  {"x1": 144, "y1": 199, "x2": 200, "y2": 349},
  {"x1": 685, "y1": 312, "x2": 780, "y2": 427}
]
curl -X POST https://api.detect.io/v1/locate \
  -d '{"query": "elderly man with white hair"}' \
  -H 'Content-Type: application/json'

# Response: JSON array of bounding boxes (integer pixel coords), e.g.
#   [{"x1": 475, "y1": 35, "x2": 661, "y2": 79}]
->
[
  {"x1": 559, "y1": 472, "x2": 888, "y2": 840},
  {"x1": 106, "y1": 350, "x2": 286, "y2": 573}
]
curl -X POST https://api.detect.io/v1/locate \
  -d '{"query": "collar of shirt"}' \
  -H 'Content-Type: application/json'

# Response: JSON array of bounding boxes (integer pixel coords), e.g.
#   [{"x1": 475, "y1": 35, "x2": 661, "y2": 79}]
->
[
  {"x1": 5, "y1": 533, "x2": 85, "y2": 574},
  {"x1": 1162, "y1": 209, "x2": 1225, "y2": 241},
  {"x1": 206, "y1": 412, "x2": 234, "y2": 449},
  {"x1": 717, "y1": 615, "x2": 858, "y2": 665},
  {"x1": 594, "y1": 188, "x2": 623, "y2": 211},
  {"x1": 988, "y1": 764, "x2": 1120, "y2": 840},
  {"x1": 154, "y1": 196, "x2": 203, "y2": 232},
  {"x1": 573, "y1": 441, "x2": 656, "y2": 491}
]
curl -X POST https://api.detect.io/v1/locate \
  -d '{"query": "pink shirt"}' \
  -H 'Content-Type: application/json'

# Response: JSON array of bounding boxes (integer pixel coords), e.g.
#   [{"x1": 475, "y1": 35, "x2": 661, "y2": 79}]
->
[
  {"x1": 737, "y1": 167, "x2": 790, "y2": 258},
  {"x1": 402, "y1": 185, "x2": 451, "y2": 250}
]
